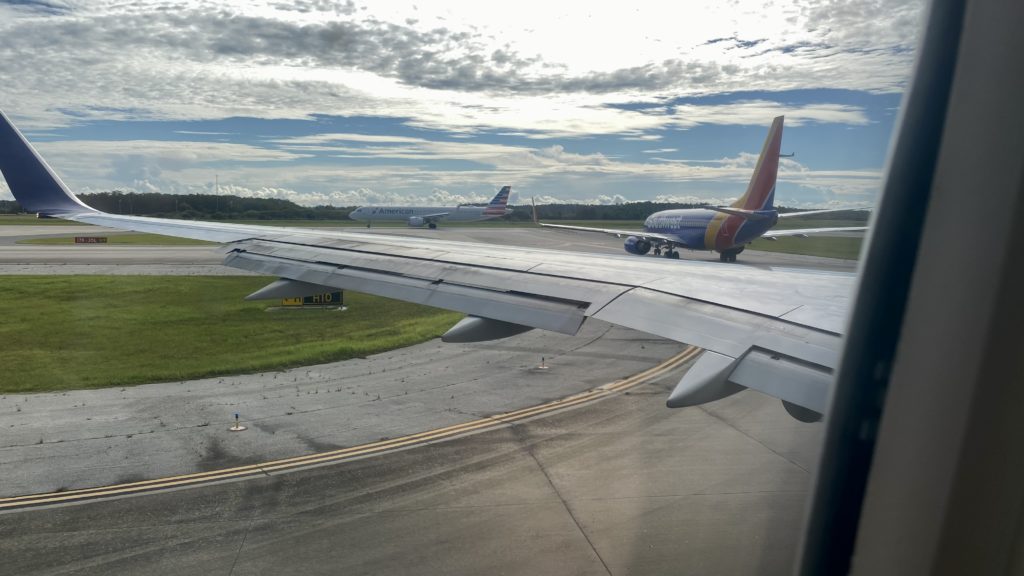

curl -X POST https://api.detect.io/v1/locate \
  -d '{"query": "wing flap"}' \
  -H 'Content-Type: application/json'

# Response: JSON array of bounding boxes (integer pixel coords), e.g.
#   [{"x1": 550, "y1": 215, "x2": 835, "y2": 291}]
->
[
  {"x1": 728, "y1": 348, "x2": 832, "y2": 414},
  {"x1": 226, "y1": 250, "x2": 589, "y2": 334},
  {"x1": 667, "y1": 348, "x2": 830, "y2": 419},
  {"x1": 708, "y1": 206, "x2": 773, "y2": 220},
  {"x1": 232, "y1": 238, "x2": 630, "y2": 315}
]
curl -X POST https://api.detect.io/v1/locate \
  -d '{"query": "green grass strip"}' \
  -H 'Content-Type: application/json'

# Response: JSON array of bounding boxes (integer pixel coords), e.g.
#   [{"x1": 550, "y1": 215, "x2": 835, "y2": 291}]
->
[
  {"x1": 18, "y1": 233, "x2": 215, "y2": 246},
  {"x1": 0, "y1": 276, "x2": 463, "y2": 393},
  {"x1": 749, "y1": 236, "x2": 863, "y2": 259},
  {"x1": 0, "y1": 215, "x2": 80, "y2": 225}
]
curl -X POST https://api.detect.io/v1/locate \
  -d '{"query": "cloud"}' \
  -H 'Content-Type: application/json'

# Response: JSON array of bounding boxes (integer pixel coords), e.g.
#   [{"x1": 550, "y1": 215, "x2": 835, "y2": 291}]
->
[
  {"x1": 0, "y1": 0, "x2": 917, "y2": 136},
  {"x1": 0, "y1": 1, "x2": 910, "y2": 208},
  {"x1": 19, "y1": 130, "x2": 883, "y2": 209}
]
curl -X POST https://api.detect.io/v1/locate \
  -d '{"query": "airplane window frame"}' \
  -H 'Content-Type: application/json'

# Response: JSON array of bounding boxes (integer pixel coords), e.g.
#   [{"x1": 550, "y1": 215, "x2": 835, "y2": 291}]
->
[{"x1": 798, "y1": 0, "x2": 1024, "y2": 573}]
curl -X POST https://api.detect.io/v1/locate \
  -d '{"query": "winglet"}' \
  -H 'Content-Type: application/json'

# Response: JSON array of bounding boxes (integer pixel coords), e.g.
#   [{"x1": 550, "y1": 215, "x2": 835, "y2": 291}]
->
[
  {"x1": 531, "y1": 196, "x2": 539, "y2": 224},
  {"x1": 0, "y1": 109, "x2": 96, "y2": 216}
]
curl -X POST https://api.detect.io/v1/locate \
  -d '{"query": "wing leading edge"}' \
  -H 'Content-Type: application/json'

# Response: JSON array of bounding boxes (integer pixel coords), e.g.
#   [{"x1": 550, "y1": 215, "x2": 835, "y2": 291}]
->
[
  {"x1": 0, "y1": 109, "x2": 855, "y2": 421},
  {"x1": 538, "y1": 222, "x2": 680, "y2": 244}
]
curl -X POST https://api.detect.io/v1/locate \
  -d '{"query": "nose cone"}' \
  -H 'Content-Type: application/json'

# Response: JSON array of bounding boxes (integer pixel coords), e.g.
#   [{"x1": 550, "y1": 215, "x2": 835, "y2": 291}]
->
[{"x1": 349, "y1": 208, "x2": 362, "y2": 221}]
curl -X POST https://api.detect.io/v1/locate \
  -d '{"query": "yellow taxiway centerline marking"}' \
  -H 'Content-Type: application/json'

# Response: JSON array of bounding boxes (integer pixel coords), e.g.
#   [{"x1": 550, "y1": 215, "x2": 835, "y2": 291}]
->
[{"x1": 1, "y1": 346, "x2": 700, "y2": 510}]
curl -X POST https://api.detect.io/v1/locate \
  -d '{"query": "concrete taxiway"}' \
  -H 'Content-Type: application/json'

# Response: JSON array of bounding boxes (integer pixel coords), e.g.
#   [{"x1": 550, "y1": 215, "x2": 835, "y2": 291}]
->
[
  {"x1": 0, "y1": 321, "x2": 684, "y2": 498},
  {"x1": 1, "y1": 383, "x2": 815, "y2": 576},
  {"x1": 0, "y1": 223, "x2": 858, "y2": 273}
]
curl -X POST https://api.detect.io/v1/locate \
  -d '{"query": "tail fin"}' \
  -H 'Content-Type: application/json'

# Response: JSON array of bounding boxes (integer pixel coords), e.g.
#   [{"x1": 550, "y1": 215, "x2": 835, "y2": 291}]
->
[
  {"x1": 0, "y1": 109, "x2": 96, "y2": 216},
  {"x1": 731, "y1": 116, "x2": 783, "y2": 211},
  {"x1": 483, "y1": 185, "x2": 511, "y2": 215}
]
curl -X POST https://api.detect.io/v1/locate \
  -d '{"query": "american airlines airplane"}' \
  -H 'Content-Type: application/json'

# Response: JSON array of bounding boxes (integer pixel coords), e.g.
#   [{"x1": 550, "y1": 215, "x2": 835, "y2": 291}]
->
[
  {"x1": 348, "y1": 186, "x2": 512, "y2": 228},
  {"x1": 540, "y1": 116, "x2": 866, "y2": 262},
  {"x1": 0, "y1": 110, "x2": 853, "y2": 423}
]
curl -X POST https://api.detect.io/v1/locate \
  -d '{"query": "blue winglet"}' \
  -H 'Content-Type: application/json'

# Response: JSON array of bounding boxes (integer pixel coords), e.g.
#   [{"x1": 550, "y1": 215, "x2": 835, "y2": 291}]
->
[{"x1": 0, "y1": 109, "x2": 96, "y2": 216}]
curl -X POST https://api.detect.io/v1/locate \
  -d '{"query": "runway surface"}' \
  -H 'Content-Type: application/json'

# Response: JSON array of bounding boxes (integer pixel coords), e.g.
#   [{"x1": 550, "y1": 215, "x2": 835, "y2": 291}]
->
[
  {"x1": 0, "y1": 224, "x2": 858, "y2": 273},
  {"x1": 1, "y1": 223, "x2": 835, "y2": 575},
  {"x1": 0, "y1": 321, "x2": 684, "y2": 498},
  {"x1": 2, "y1": 377, "x2": 817, "y2": 576}
]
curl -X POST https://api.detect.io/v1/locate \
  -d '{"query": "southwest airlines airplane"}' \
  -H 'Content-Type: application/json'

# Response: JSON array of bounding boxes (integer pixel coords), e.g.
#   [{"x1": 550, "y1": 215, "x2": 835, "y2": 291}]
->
[
  {"x1": 349, "y1": 186, "x2": 512, "y2": 228},
  {"x1": 541, "y1": 116, "x2": 866, "y2": 262},
  {"x1": 0, "y1": 110, "x2": 855, "y2": 422}
]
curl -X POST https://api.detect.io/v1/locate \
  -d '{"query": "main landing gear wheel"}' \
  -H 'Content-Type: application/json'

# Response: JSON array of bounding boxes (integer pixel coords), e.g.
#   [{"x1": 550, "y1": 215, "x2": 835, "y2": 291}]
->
[
  {"x1": 718, "y1": 248, "x2": 742, "y2": 262},
  {"x1": 665, "y1": 250, "x2": 680, "y2": 259},
  {"x1": 428, "y1": 222, "x2": 437, "y2": 229}
]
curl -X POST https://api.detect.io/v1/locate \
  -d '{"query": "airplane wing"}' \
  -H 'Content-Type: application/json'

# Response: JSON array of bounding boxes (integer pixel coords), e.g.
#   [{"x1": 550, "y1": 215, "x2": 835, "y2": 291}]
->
[
  {"x1": 538, "y1": 222, "x2": 680, "y2": 244},
  {"x1": 763, "y1": 226, "x2": 868, "y2": 238},
  {"x1": 0, "y1": 109, "x2": 854, "y2": 422},
  {"x1": 419, "y1": 212, "x2": 449, "y2": 220},
  {"x1": 778, "y1": 208, "x2": 869, "y2": 218}
]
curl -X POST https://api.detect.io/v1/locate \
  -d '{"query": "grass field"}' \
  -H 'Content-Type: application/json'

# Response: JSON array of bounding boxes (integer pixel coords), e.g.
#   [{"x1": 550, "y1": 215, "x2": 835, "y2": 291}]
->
[
  {"x1": 17, "y1": 233, "x2": 215, "y2": 246},
  {"x1": 0, "y1": 276, "x2": 463, "y2": 394},
  {"x1": 0, "y1": 215, "x2": 80, "y2": 225},
  {"x1": 749, "y1": 236, "x2": 864, "y2": 260}
]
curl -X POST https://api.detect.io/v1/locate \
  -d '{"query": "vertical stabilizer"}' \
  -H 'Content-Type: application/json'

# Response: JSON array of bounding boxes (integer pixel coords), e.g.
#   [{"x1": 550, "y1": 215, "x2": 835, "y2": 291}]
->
[
  {"x1": 483, "y1": 185, "x2": 512, "y2": 216},
  {"x1": 731, "y1": 116, "x2": 784, "y2": 211}
]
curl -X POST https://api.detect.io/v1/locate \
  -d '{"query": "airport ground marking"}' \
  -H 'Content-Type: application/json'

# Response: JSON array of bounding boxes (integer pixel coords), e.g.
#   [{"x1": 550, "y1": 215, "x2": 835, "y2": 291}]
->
[{"x1": 0, "y1": 346, "x2": 700, "y2": 510}]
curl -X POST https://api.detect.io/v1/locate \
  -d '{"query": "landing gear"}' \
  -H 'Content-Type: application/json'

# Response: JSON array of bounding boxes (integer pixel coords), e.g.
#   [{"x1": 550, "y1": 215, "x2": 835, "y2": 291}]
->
[
  {"x1": 654, "y1": 244, "x2": 679, "y2": 259},
  {"x1": 718, "y1": 247, "x2": 744, "y2": 262},
  {"x1": 428, "y1": 222, "x2": 437, "y2": 229}
]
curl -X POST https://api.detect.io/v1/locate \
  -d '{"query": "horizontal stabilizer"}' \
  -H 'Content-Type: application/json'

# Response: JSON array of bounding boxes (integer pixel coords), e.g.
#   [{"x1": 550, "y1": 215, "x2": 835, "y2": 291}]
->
[
  {"x1": 778, "y1": 208, "x2": 869, "y2": 218},
  {"x1": 762, "y1": 226, "x2": 867, "y2": 239},
  {"x1": 709, "y1": 207, "x2": 773, "y2": 221}
]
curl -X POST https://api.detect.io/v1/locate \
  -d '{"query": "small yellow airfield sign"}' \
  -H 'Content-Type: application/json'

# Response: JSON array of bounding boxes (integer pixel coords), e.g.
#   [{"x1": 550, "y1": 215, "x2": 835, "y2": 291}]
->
[{"x1": 281, "y1": 292, "x2": 344, "y2": 307}]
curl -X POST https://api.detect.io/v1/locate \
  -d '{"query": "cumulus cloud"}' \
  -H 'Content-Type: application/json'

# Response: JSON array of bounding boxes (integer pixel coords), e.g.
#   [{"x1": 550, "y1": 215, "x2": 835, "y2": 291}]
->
[
  {"x1": 0, "y1": 1, "x2": 910, "y2": 208},
  {"x1": 0, "y1": 0, "x2": 919, "y2": 135}
]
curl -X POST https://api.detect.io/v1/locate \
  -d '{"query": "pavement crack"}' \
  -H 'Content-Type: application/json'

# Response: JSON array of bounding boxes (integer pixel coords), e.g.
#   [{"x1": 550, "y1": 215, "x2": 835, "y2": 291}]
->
[
  {"x1": 698, "y1": 405, "x2": 810, "y2": 473},
  {"x1": 227, "y1": 514, "x2": 257, "y2": 576},
  {"x1": 512, "y1": 424, "x2": 615, "y2": 576}
]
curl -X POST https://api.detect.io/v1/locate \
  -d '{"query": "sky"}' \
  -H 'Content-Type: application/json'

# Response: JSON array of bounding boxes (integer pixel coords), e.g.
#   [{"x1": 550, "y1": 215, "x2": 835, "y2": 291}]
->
[{"x1": 0, "y1": 0, "x2": 925, "y2": 208}]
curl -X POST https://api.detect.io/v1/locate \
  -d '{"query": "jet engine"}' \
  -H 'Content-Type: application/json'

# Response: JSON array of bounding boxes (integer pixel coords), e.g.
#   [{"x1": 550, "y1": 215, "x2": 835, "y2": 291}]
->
[
  {"x1": 407, "y1": 216, "x2": 425, "y2": 227},
  {"x1": 624, "y1": 236, "x2": 652, "y2": 255}
]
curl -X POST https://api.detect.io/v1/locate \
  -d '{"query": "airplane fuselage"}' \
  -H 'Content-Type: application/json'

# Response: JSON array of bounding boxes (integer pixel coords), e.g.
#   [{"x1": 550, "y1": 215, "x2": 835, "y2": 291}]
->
[
  {"x1": 642, "y1": 208, "x2": 778, "y2": 251},
  {"x1": 349, "y1": 205, "x2": 512, "y2": 224}
]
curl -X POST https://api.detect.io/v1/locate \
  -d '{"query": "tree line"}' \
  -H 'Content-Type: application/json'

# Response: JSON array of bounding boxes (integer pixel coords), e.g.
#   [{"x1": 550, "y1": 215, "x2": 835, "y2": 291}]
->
[{"x1": 0, "y1": 191, "x2": 869, "y2": 222}]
